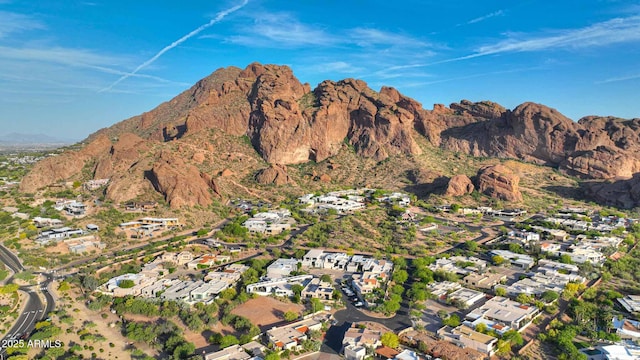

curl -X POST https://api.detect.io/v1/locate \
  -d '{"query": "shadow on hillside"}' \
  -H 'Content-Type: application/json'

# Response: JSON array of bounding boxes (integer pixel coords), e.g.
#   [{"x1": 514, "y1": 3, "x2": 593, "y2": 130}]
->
[
  {"x1": 403, "y1": 175, "x2": 450, "y2": 197},
  {"x1": 542, "y1": 185, "x2": 588, "y2": 203}
]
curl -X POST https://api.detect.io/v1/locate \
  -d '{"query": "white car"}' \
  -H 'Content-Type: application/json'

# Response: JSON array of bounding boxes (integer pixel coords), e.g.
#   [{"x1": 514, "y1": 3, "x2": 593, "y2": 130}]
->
[{"x1": 354, "y1": 302, "x2": 363, "y2": 307}]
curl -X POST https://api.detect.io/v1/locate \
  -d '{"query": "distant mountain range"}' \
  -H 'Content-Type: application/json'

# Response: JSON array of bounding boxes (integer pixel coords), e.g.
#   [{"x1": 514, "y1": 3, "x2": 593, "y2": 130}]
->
[{"x1": 0, "y1": 133, "x2": 76, "y2": 145}]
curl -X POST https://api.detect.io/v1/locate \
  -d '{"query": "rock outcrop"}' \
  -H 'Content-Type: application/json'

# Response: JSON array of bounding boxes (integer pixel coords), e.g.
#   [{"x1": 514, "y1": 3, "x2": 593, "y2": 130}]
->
[
  {"x1": 585, "y1": 174, "x2": 640, "y2": 209},
  {"x1": 444, "y1": 175, "x2": 475, "y2": 197},
  {"x1": 20, "y1": 134, "x2": 112, "y2": 193},
  {"x1": 475, "y1": 165, "x2": 522, "y2": 202},
  {"x1": 432, "y1": 102, "x2": 640, "y2": 180},
  {"x1": 255, "y1": 164, "x2": 293, "y2": 185},
  {"x1": 18, "y1": 62, "x2": 640, "y2": 208},
  {"x1": 146, "y1": 151, "x2": 218, "y2": 208}
]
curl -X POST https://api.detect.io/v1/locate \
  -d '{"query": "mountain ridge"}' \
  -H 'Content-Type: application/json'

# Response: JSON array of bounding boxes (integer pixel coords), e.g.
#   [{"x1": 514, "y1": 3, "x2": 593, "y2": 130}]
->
[{"x1": 19, "y1": 62, "x2": 640, "y2": 208}]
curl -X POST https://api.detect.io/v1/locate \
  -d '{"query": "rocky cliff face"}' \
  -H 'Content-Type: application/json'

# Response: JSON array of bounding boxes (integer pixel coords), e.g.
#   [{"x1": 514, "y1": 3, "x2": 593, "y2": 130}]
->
[
  {"x1": 433, "y1": 102, "x2": 640, "y2": 180},
  {"x1": 444, "y1": 174, "x2": 475, "y2": 197},
  {"x1": 585, "y1": 174, "x2": 640, "y2": 209},
  {"x1": 475, "y1": 165, "x2": 523, "y2": 202},
  {"x1": 19, "y1": 62, "x2": 640, "y2": 208}
]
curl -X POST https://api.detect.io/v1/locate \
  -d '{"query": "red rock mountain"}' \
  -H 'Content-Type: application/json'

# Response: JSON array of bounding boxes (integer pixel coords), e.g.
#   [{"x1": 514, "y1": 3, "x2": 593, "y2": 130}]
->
[{"x1": 19, "y1": 63, "x2": 640, "y2": 208}]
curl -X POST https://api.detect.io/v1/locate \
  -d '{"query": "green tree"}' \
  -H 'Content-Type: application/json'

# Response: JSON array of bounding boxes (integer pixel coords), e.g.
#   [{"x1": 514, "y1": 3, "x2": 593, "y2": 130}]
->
[
  {"x1": 310, "y1": 298, "x2": 324, "y2": 313},
  {"x1": 464, "y1": 241, "x2": 478, "y2": 252},
  {"x1": 495, "y1": 287, "x2": 507, "y2": 297},
  {"x1": 264, "y1": 352, "x2": 280, "y2": 360},
  {"x1": 220, "y1": 288, "x2": 237, "y2": 300},
  {"x1": 291, "y1": 284, "x2": 304, "y2": 297},
  {"x1": 283, "y1": 311, "x2": 298, "y2": 321},
  {"x1": 492, "y1": 255, "x2": 505, "y2": 266},
  {"x1": 559, "y1": 254, "x2": 573, "y2": 264},
  {"x1": 81, "y1": 275, "x2": 99, "y2": 292},
  {"x1": 516, "y1": 293, "x2": 533, "y2": 305},
  {"x1": 219, "y1": 335, "x2": 239, "y2": 348},
  {"x1": 320, "y1": 274, "x2": 332, "y2": 283},
  {"x1": 443, "y1": 314, "x2": 461, "y2": 327},
  {"x1": 542, "y1": 290, "x2": 559, "y2": 303},
  {"x1": 392, "y1": 269, "x2": 409, "y2": 284},
  {"x1": 208, "y1": 332, "x2": 223, "y2": 344},
  {"x1": 57, "y1": 281, "x2": 71, "y2": 292},
  {"x1": 381, "y1": 332, "x2": 399, "y2": 348},
  {"x1": 502, "y1": 329, "x2": 524, "y2": 346}
]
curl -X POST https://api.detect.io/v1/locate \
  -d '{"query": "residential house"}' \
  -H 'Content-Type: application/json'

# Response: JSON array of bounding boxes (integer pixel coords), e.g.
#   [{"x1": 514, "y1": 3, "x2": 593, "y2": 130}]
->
[
  {"x1": 205, "y1": 264, "x2": 248, "y2": 284},
  {"x1": 344, "y1": 345, "x2": 368, "y2": 360},
  {"x1": 243, "y1": 209, "x2": 295, "y2": 234},
  {"x1": 84, "y1": 178, "x2": 109, "y2": 191},
  {"x1": 65, "y1": 236, "x2": 106, "y2": 254},
  {"x1": 394, "y1": 350, "x2": 423, "y2": 360},
  {"x1": 619, "y1": 295, "x2": 640, "y2": 313},
  {"x1": 125, "y1": 201, "x2": 157, "y2": 212},
  {"x1": 302, "y1": 249, "x2": 324, "y2": 268},
  {"x1": 140, "y1": 217, "x2": 180, "y2": 228},
  {"x1": 463, "y1": 272, "x2": 506, "y2": 290},
  {"x1": 242, "y1": 341, "x2": 266, "y2": 358},
  {"x1": 540, "y1": 242, "x2": 561, "y2": 253},
  {"x1": 160, "y1": 251, "x2": 194, "y2": 266},
  {"x1": 301, "y1": 277, "x2": 334, "y2": 300},
  {"x1": 246, "y1": 275, "x2": 313, "y2": 297},
  {"x1": 33, "y1": 217, "x2": 64, "y2": 228},
  {"x1": 447, "y1": 288, "x2": 486, "y2": 308},
  {"x1": 190, "y1": 281, "x2": 230, "y2": 303},
  {"x1": 186, "y1": 254, "x2": 231, "y2": 270},
  {"x1": 342, "y1": 324, "x2": 382, "y2": 349},
  {"x1": 266, "y1": 258, "x2": 301, "y2": 279},
  {"x1": 465, "y1": 296, "x2": 539, "y2": 333},
  {"x1": 438, "y1": 325, "x2": 497, "y2": 356},
  {"x1": 267, "y1": 317, "x2": 322, "y2": 351},
  {"x1": 429, "y1": 281, "x2": 462, "y2": 299},
  {"x1": 204, "y1": 344, "x2": 252, "y2": 360},
  {"x1": 612, "y1": 317, "x2": 640, "y2": 340},
  {"x1": 352, "y1": 272, "x2": 381, "y2": 297},
  {"x1": 64, "y1": 201, "x2": 86, "y2": 216},
  {"x1": 322, "y1": 252, "x2": 350, "y2": 270},
  {"x1": 489, "y1": 250, "x2": 534, "y2": 270}
]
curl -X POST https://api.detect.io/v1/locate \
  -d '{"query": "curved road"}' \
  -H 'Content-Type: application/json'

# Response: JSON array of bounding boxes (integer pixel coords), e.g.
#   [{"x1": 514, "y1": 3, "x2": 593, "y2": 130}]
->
[{"x1": 0, "y1": 244, "x2": 54, "y2": 357}]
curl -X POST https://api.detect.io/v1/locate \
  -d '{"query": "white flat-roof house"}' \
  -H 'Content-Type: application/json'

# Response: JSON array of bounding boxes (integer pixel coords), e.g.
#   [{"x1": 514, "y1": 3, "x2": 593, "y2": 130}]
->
[
  {"x1": 266, "y1": 258, "x2": 301, "y2": 279},
  {"x1": 465, "y1": 296, "x2": 539, "y2": 333},
  {"x1": 246, "y1": 275, "x2": 313, "y2": 297},
  {"x1": 489, "y1": 250, "x2": 535, "y2": 270},
  {"x1": 204, "y1": 344, "x2": 253, "y2": 360}
]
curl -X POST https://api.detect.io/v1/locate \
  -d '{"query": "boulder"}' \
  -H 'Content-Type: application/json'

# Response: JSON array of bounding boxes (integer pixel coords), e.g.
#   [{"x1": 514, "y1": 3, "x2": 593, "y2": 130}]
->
[
  {"x1": 445, "y1": 174, "x2": 475, "y2": 197},
  {"x1": 475, "y1": 165, "x2": 522, "y2": 202},
  {"x1": 255, "y1": 164, "x2": 293, "y2": 185}
]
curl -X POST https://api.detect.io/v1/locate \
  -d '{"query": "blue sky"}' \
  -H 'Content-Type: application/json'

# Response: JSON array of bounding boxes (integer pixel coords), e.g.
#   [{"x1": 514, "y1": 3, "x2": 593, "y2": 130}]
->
[{"x1": 1, "y1": 0, "x2": 640, "y2": 140}]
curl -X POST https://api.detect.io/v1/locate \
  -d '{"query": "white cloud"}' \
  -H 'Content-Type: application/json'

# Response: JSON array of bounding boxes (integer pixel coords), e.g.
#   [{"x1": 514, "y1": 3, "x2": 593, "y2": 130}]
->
[
  {"x1": 220, "y1": 11, "x2": 334, "y2": 47},
  {"x1": 598, "y1": 73, "x2": 640, "y2": 83},
  {"x1": 349, "y1": 28, "x2": 430, "y2": 48},
  {"x1": 221, "y1": 11, "x2": 433, "y2": 51},
  {"x1": 0, "y1": 46, "x2": 189, "y2": 99},
  {"x1": 381, "y1": 14, "x2": 640, "y2": 72},
  {"x1": 0, "y1": 11, "x2": 45, "y2": 38},
  {"x1": 475, "y1": 15, "x2": 640, "y2": 55},
  {"x1": 467, "y1": 10, "x2": 505, "y2": 24}
]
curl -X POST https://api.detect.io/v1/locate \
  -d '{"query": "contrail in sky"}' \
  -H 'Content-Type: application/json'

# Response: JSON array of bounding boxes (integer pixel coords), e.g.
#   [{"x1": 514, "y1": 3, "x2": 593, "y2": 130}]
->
[{"x1": 101, "y1": 0, "x2": 249, "y2": 92}]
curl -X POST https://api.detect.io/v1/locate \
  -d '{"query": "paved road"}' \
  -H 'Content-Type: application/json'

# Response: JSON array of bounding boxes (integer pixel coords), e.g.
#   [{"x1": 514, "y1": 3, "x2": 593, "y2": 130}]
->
[{"x1": 0, "y1": 245, "x2": 53, "y2": 357}]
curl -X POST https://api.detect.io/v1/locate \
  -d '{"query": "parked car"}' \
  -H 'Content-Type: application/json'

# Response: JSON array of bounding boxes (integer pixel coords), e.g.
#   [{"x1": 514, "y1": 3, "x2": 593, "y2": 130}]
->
[{"x1": 354, "y1": 302, "x2": 363, "y2": 307}]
